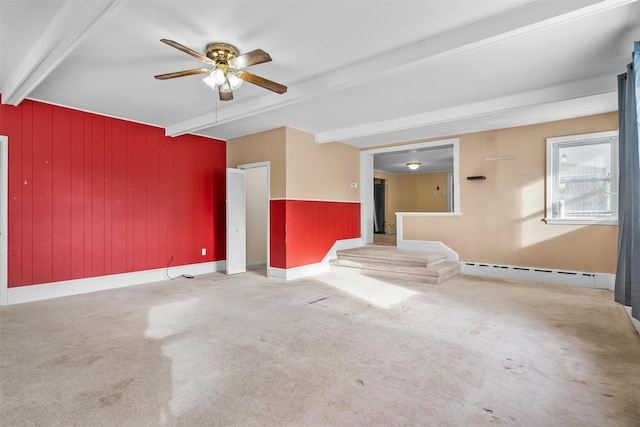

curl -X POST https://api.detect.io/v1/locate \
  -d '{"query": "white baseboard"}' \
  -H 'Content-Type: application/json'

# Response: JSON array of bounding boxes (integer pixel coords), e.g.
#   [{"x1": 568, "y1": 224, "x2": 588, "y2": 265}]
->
[
  {"x1": 268, "y1": 263, "x2": 330, "y2": 281},
  {"x1": 247, "y1": 261, "x2": 267, "y2": 269},
  {"x1": 6, "y1": 260, "x2": 226, "y2": 305},
  {"x1": 267, "y1": 237, "x2": 362, "y2": 281},
  {"x1": 624, "y1": 306, "x2": 640, "y2": 336},
  {"x1": 461, "y1": 261, "x2": 615, "y2": 290}
]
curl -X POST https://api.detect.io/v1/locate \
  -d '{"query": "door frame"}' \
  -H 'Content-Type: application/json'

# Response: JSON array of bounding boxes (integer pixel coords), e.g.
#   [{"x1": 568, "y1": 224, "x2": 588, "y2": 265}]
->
[
  {"x1": 360, "y1": 137, "x2": 460, "y2": 244},
  {"x1": 1, "y1": 136, "x2": 8, "y2": 305},
  {"x1": 238, "y1": 161, "x2": 271, "y2": 277}
]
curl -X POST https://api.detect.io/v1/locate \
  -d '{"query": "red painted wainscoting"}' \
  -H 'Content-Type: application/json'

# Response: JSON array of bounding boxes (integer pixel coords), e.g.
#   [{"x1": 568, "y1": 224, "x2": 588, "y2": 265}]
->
[
  {"x1": 0, "y1": 99, "x2": 226, "y2": 287},
  {"x1": 270, "y1": 199, "x2": 360, "y2": 269}
]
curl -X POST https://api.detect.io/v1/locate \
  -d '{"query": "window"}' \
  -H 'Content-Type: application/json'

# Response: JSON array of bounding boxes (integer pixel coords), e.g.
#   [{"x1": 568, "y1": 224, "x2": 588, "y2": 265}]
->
[{"x1": 545, "y1": 130, "x2": 618, "y2": 225}]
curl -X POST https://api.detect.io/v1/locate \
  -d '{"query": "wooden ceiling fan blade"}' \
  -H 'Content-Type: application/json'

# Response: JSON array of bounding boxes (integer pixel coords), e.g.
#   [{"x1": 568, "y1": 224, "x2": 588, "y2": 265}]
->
[
  {"x1": 160, "y1": 39, "x2": 211, "y2": 63},
  {"x1": 237, "y1": 71, "x2": 287, "y2": 94},
  {"x1": 154, "y1": 68, "x2": 210, "y2": 80},
  {"x1": 229, "y1": 49, "x2": 272, "y2": 69},
  {"x1": 219, "y1": 90, "x2": 233, "y2": 101}
]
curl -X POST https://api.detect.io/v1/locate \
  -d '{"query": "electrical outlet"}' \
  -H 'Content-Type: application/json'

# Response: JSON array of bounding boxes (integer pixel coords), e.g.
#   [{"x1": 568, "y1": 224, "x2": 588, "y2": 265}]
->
[
  {"x1": 201, "y1": 248, "x2": 206, "y2": 256},
  {"x1": 351, "y1": 182, "x2": 358, "y2": 189}
]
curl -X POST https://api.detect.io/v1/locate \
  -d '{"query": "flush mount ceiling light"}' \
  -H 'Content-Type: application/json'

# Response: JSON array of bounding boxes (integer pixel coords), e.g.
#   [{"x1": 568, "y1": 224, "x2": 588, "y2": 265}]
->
[
  {"x1": 407, "y1": 162, "x2": 421, "y2": 170},
  {"x1": 155, "y1": 39, "x2": 287, "y2": 101}
]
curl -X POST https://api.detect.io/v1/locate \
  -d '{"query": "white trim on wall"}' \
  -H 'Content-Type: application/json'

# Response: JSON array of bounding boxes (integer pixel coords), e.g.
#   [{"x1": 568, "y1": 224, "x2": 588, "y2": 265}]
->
[
  {"x1": 270, "y1": 197, "x2": 360, "y2": 203},
  {"x1": 360, "y1": 153, "x2": 374, "y2": 244},
  {"x1": 0, "y1": 136, "x2": 8, "y2": 306},
  {"x1": 6, "y1": 260, "x2": 226, "y2": 305},
  {"x1": 267, "y1": 237, "x2": 362, "y2": 281}
]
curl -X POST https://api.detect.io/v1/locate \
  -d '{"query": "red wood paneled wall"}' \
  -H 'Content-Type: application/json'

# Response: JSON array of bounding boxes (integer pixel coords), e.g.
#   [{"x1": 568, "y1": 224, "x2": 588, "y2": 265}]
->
[
  {"x1": 270, "y1": 199, "x2": 360, "y2": 269},
  {"x1": 0, "y1": 99, "x2": 226, "y2": 288}
]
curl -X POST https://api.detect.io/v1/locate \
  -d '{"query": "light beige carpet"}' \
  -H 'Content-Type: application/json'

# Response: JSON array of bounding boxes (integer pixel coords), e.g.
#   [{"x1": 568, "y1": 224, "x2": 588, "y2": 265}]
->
[{"x1": 1, "y1": 270, "x2": 639, "y2": 426}]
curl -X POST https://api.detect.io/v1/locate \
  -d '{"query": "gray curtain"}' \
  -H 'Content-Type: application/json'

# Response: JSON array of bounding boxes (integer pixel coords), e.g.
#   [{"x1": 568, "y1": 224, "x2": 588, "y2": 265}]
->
[{"x1": 615, "y1": 41, "x2": 640, "y2": 321}]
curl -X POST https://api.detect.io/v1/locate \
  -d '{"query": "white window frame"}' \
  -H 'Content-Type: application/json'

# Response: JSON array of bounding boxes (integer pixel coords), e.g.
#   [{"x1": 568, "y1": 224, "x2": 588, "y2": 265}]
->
[{"x1": 545, "y1": 130, "x2": 618, "y2": 225}]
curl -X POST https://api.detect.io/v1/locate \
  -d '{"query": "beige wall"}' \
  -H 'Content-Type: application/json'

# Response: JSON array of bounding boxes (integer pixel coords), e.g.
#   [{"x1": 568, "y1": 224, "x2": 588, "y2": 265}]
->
[
  {"x1": 374, "y1": 170, "x2": 449, "y2": 232},
  {"x1": 227, "y1": 127, "x2": 286, "y2": 198},
  {"x1": 285, "y1": 127, "x2": 360, "y2": 201},
  {"x1": 396, "y1": 171, "x2": 449, "y2": 212},
  {"x1": 228, "y1": 127, "x2": 360, "y2": 201},
  {"x1": 401, "y1": 112, "x2": 619, "y2": 273}
]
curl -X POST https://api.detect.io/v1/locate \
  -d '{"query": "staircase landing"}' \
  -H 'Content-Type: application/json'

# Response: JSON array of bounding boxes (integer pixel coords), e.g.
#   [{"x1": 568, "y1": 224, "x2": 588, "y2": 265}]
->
[{"x1": 330, "y1": 245, "x2": 460, "y2": 284}]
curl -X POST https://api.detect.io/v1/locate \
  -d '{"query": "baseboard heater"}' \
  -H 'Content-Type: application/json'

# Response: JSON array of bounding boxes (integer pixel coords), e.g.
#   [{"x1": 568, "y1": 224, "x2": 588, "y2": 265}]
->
[{"x1": 461, "y1": 262, "x2": 614, "y2": 290}]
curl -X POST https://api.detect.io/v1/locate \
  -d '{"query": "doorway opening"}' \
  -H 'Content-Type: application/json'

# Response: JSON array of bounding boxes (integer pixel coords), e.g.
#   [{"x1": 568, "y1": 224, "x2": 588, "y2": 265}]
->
[
  {"x1": 373, "y1": 178, "x2": 385, "y2": 234},
  {"x1": 360, "y1": 137, "x2": 460, "y2": 244},
  {"x1": 239, "y1": 162, "x2": 270, "y2": 277}
]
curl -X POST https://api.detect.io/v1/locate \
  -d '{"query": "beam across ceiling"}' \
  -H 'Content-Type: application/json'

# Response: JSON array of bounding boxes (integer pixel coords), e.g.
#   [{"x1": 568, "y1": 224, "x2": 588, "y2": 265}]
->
[
  {"x1": 315, "y1": 74, "x2": 617, "y2": 144},
  {"x1": 1, "y1": 0, "x2": 120, "y2": 106}
]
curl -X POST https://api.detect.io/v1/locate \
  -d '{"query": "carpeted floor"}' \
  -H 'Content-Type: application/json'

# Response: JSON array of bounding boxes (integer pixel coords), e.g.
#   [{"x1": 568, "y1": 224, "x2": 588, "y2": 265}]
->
[{"x1": 1, "y1": 269, "x2": 639, "y2": 426}]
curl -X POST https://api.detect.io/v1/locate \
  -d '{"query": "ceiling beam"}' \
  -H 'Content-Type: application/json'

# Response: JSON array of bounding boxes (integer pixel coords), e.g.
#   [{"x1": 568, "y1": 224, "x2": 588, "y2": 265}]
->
[
  {"x1": 338, "y1": 91, "x2": 617, "y2": 149},
  {"x1": 315, "y1": 74, "x2": 617, "y2": 145},
  {"x1": 1, "y1": 0, "x2": 120, "y2": 106},
  {"x1": 165, "y1": 0, "x2": 636, "y2": 138}
]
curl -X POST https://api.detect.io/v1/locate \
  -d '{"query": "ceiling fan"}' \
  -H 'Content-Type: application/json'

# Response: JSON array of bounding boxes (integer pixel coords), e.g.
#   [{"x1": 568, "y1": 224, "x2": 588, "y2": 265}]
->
[{"x1": 154, "y1": 39, "x2": 287, "y2": 101}]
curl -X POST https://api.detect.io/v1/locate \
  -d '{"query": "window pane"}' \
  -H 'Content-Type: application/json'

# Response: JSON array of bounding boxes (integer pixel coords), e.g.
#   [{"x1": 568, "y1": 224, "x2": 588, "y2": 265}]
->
[{"x1": 554, "y1": 141, "x2": 613, "y2": 217}]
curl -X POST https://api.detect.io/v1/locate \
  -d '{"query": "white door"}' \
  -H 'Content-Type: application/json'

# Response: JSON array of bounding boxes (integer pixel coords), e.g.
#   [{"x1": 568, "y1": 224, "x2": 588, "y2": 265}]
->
[
  {"x1": 226, "y1": 168, "x2": 246, "y2": 275},
  {"x1": 1, "y1": 136, "x2": 8, "y2": 305}
]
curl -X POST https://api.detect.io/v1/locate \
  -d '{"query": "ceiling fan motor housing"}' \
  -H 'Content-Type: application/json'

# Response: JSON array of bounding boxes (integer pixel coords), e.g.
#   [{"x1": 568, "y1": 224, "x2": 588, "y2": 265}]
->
[{"x1": 206, "y1": 43, "x2": 239, "y2": 62}]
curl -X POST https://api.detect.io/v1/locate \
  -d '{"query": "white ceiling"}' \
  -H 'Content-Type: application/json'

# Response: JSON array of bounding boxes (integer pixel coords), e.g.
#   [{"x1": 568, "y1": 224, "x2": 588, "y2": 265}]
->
[
  {"x1": 1, "y1": 0, "x2": 639, "y2": 157},
  {"x1": 374, "y1": 145, "x2": 454, "y2": 175}
]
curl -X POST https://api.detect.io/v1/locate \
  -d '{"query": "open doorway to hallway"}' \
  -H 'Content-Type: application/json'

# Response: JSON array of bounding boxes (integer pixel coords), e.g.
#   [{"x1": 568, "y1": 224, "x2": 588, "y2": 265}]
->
[
  {"x1": 240, "y1": 163, "x2": 269, "y2": 276},
  {"x1": 373, "y1": 177, "x2": 396, "y2": 246},
  {"x1": 373, "y1": 178, "x2": 385, "y2": 234}
]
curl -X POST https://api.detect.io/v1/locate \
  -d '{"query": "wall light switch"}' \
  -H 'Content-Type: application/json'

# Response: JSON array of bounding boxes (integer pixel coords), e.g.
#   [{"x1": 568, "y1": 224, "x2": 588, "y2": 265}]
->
[
  {"x1": 202, "y1": 248, "x2": 206, "y2": 256},
  {"x1": 351, "y1": 182, "x2": 358, "y2": 189}
]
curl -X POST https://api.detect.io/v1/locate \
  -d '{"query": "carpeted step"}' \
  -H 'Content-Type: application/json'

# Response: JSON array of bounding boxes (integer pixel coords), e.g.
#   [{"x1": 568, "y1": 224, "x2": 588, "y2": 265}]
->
[
  {"x1": 329, "y1": 258, "x2": 460, "y2": 284},
  {"x1": 335, "y1": 246, "x2": 447, "y2": 269}
]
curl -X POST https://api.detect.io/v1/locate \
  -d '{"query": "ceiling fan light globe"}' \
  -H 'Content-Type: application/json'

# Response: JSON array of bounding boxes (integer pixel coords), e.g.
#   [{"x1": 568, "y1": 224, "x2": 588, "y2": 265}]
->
[
  {"x1": 202, "y1": 74, "x2": 217, "y2": 88},
  {"x1": 212, "y1": 68, "x2": 226, "y2": 85},
  {"x1": 228, "y1": 72, "x2": 243, "y2": 90}
]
